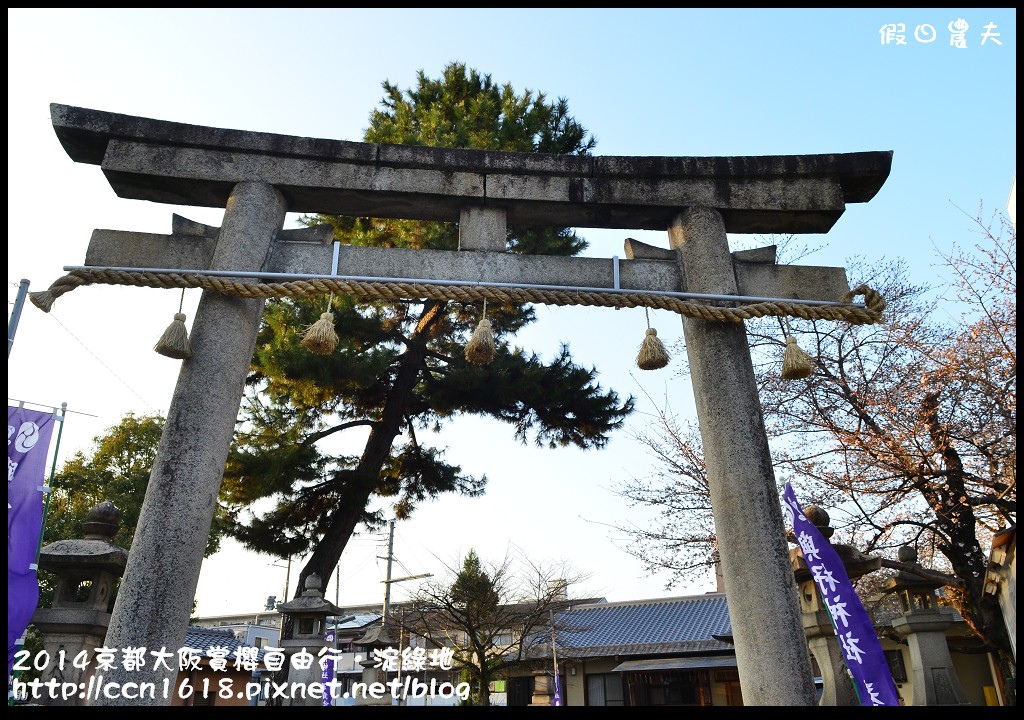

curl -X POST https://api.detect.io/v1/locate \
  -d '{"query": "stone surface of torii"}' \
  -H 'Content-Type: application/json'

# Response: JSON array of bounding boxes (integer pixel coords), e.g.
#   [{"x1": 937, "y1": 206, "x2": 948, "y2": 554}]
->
[
  {"x1": 51, "y1": 103, "x2": 889, "y2": 234},
  {"x1": 42, "y1": 103, "x2": 892, "y2": 706}
]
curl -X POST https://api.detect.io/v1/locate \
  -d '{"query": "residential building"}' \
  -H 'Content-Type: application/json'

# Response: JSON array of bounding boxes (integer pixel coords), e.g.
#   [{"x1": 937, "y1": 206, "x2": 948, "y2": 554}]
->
[
  {"x1": 985, "y1": 526, "x2": 1016, "y2": 664},
  {"x1": 190, "y1": 610, "x2": 281, "y2": 650},
  {"x1": 553, "y1": 593, "x2": 739, "y2": 706},
  {"x1": 172, "y1": 627, "x2": 269, "y2": 707},
  {"x1": 189, "y1": 581, "x2": 1009, "y2": 706}
]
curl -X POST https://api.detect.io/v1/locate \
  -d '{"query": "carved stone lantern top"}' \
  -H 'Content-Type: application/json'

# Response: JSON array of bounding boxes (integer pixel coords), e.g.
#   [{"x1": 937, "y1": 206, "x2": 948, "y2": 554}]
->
[
  {"x1": 803, "y1": 505, "x2": 834, "y2": 539},
  {"x1": 38, "y1": 501, "x2": 128, "y2": 573},
  {"x1": 885, "y1": 545, "x2": 944, "y2": 614},
  {"x1": 277, "y1": 573, "x2": 342, "y2": 616},
  {"x1": 83, "y1": 500, "x2": 121, "y2": 540},
  {"x1": 790, "y1": 504, "x2": 881, "y2": 581}
]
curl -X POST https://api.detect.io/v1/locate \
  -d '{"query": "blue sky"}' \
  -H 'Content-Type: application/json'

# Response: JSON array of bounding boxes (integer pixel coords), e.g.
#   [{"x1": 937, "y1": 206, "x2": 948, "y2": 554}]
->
[{"x1": 7, "y1": 9, "x2": 1016, "y2": 616}]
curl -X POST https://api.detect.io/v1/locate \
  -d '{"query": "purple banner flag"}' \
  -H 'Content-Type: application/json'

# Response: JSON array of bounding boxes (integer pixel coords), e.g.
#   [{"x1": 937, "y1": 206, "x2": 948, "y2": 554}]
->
[
  {"x1": 8, "y1": 406, "x2": 57, "y2": 680},
  {"x1": 552, "y1": 671, "x2": 562, "y2": 706},
  {"x1": 322, "y1": 630, "x2": 336, "y2": 706},
  {"x1": 782, "y1": 483, "x2": 900, "y2": 706}
]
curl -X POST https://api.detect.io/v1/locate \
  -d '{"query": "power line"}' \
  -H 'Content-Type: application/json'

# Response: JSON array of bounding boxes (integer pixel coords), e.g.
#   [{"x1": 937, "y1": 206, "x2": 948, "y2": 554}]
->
[
  {"x1": 42, "y1": 311, "x2": 159, "y2": 413},
  {"x1": 6, "y1": 398, "x2": 97, "y2": 419}
]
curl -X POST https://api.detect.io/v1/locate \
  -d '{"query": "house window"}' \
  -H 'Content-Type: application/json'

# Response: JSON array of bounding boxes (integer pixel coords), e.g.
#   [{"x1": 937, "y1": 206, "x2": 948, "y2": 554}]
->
[
  {"x1": 714, "y1": 668, "x2": 739, "y2": 683},
  {"x1": 884, "y1": 649, "x2": 908, "y2": 683},
  {"x1": 494, "y1": 633, "x2": 512, "y2": 646},
  {"x1": 192, "y1": 688, "x2": 215, "y2": 707},
  {"x1": 253, "y1": 636, "x2": 267, "y2": 649},
  {"x1": 508, "y1": 676, "x2": 533, "y2": 706},
  {"x1": 622, "y1": 670, "x2": 712, "y2": 706},
  {"x1": 587, "y1": 673, "x2": 625, "y2": 706}
]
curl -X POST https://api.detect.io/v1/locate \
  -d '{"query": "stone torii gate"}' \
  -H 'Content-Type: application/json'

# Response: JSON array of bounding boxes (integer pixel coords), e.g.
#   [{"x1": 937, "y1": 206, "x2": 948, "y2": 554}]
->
[{"x1": 34, "y1": 103, "x2": 892, "y2": 706}]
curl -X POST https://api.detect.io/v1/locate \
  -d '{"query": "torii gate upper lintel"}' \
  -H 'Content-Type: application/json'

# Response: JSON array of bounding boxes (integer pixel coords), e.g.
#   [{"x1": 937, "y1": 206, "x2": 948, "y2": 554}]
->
[
  {"x1": 41, "y1": 104, "x2": 893, "y2": 707},
  {"x1": 50, "y1": 102, "x2": 892, "y2": 234}
]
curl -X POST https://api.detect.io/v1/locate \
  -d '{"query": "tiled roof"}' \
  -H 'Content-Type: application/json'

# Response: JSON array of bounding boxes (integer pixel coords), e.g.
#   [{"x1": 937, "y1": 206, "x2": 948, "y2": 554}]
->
[
  {"x1": 184, "y1": 627, "x2": 267, "y2": 662},
  {"x1": 335, "y1": 613, "x2": 381, "y2": 630},
  {"x1": 554, "y1": 593, "x2": 734, "y2": 658}
]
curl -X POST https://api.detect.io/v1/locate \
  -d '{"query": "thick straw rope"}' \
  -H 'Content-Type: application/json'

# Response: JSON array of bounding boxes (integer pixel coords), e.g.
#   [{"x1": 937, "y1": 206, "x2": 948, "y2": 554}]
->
[{"x1": 30, "y1": 268, "x2": 886, "y2": 325}]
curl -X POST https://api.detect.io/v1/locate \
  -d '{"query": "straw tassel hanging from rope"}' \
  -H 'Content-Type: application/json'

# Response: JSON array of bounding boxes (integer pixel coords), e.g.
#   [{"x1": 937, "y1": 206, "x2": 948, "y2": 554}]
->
[
  {"x1": 636, "y1": 308, "x2": 670, "y2": 370},
  {"x1": 464, "y1": 300, "x2": 496, "y2": 366},
  {"x1": 301, "y1": 293, "x2": 339, "y2": 356},
  {"x1": 154, "y1": 288, "x2": 192, "y2": 360},
  {"x1": 781, "y1": 319, "x2": 813, "y2": 380}
]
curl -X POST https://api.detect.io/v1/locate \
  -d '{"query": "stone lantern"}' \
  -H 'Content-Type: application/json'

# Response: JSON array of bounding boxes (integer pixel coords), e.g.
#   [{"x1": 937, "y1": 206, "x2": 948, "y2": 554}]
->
[
  {"x1": 276, "y1": 573, "x2": 342, "y2": 706},
  {"x1": 352, "y1": 612, "x2": 401, "y2": 705},
  {"x1": 790, "y1": 504, "x2": 881, "y2": 706},
  {"x1": 885, "y1": 546, "x2": 969, "y2": 705},
  {"x1": 890, "y1": 545, "x2": 942, "y2": 613},
  {"x1": 31, "y1": 501, "x2": 129, "y2": 705}
]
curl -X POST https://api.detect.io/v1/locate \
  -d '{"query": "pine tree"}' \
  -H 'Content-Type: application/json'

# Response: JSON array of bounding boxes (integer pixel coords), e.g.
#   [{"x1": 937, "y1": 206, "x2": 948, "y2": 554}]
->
[{"x1": 221, "y1": 63, "x2": 633, "y2": 603}]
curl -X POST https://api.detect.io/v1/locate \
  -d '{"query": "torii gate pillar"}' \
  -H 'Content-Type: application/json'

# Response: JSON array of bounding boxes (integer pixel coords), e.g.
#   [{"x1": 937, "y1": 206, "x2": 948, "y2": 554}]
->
[
  {"x1": 97, "y1": 181, "x2": 287, "y2": 703},
  {"x1": 670, "y1": 207, "x2": 815, "y2": 705}
]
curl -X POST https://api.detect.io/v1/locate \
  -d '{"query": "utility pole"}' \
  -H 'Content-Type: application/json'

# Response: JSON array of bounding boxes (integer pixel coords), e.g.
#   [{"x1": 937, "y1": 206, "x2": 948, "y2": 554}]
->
[
  {"x1": 282, "y1": 555, "x2": 292, "y2": 601},
  {"x1": 381, "y1": 520, "x2": 395, "y2": 624},
  {"x1": 375, "y1": 520, "x2": 431, "y2": 707},
  {"x1": 378, "y1": 520, "x2": 432, "y2": 625},
  {"x1": 9, "y1": 278, "x2": 29, "y2": 358}
]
